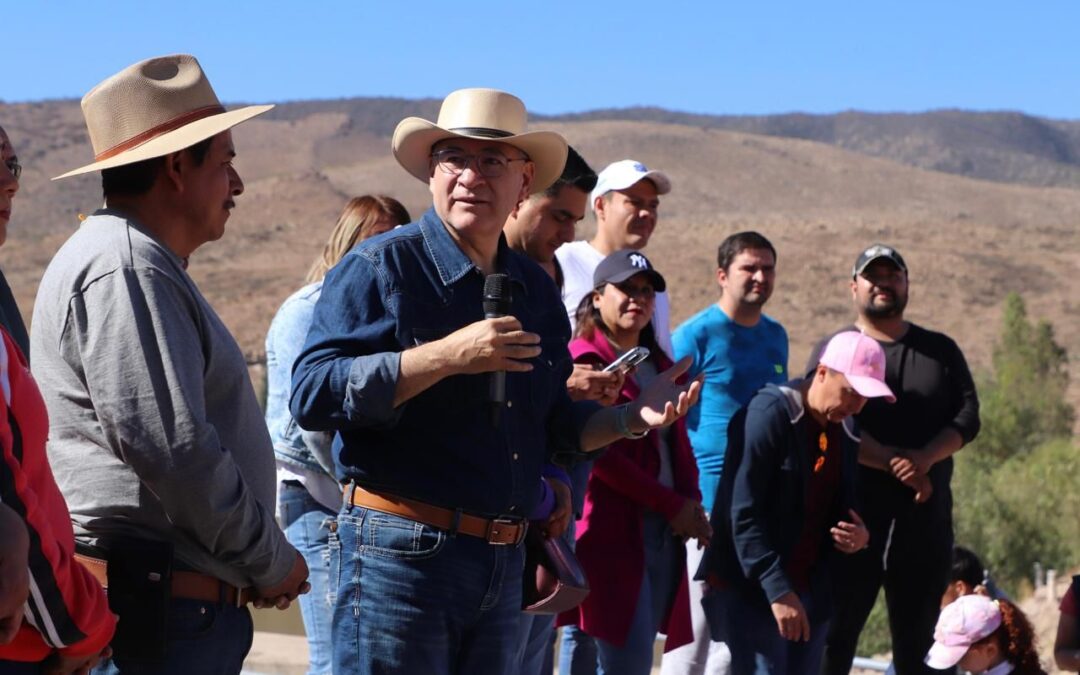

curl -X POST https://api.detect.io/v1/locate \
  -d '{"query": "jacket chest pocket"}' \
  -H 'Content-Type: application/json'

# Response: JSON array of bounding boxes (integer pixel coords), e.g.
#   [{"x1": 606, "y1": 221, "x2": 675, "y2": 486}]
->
[{"x1": 524, "y1": 338, "x2": 570, "y2": 416}]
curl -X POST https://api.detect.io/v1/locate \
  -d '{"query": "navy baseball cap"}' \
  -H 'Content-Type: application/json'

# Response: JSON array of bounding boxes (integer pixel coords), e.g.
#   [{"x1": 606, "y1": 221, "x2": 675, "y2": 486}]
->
[{"x1": 593, "y1": 249, "x2": 666, "y2": 292}]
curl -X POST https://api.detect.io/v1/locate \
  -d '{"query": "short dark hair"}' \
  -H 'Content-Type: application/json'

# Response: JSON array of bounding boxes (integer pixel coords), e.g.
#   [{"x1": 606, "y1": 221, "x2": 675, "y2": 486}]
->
[
  {"x1": 542, "y1": 145, "x2": 597, "y2": 199},
  {"x1": 101, "y1": 136, "x2": 215, "y2": 199},
  {"x1": 951, "y1": 546, "x2": 986, "y2": 588},
  {"x1": 717, "y1": 231, "x2": 777, "y2": 271}
]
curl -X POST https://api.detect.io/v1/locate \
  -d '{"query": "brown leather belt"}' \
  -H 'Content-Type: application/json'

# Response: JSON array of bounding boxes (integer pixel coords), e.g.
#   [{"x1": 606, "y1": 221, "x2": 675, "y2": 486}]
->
[
  {"x1": 346, "y1": 485, "x2": 527, "y2": 546},
  {"x1": 75, "y1": 553, "x2": 258, "y2": 607}
]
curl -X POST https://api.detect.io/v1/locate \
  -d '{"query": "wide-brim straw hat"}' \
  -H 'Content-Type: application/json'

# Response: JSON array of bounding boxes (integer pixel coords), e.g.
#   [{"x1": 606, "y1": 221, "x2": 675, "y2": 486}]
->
[
  {"x1": 54, "y1": 54, "x2": 273, "y2": 180},
  {"x1": 392, "y1": 88, "x2": 567, "y2": 193}
]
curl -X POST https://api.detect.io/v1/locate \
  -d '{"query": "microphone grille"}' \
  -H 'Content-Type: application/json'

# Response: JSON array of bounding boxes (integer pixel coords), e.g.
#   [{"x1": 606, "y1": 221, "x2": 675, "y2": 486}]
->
[{"x1": 483, "y1": 273, "x2": 511, "y2": 301}]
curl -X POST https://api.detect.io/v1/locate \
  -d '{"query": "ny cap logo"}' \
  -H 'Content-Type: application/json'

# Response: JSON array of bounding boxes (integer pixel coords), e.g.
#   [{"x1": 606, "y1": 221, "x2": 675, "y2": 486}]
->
[{"x1": 629, "y1": 253, "x2": 649, "y2": 270}]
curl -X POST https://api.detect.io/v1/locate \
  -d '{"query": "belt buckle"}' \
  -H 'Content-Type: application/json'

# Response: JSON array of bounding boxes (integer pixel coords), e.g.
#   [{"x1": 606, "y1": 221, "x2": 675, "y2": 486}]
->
[
  {"x1": 486, "y1": 517, "x2": 526, "y2": 546},
  {"x1": 221, "y1": 582, "x2": 246, "y2": 608}
]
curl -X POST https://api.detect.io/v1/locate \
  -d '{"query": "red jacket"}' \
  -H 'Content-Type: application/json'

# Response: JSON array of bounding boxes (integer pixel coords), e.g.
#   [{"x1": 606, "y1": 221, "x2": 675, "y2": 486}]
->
[
  {"x1": 0, "y1": 328, "x2": 115, "y2": 662},
  {"x1": 558, "y1": 330, "x2": 700, "y2": 651}
]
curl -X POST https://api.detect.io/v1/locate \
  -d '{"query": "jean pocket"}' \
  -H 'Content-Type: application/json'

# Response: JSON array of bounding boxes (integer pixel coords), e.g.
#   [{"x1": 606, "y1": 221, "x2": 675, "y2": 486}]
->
[
  {"x1": 362, "y1": 511, "x2": 446, "y2": 560},
  {"x1": 167, "y1": 598, "x2": 220, "y2": 640}
]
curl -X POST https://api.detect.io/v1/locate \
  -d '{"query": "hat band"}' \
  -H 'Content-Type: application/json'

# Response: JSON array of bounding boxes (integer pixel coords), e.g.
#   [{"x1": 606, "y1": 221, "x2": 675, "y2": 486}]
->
[
  {"x1": 94, "y1": 104, "x2": 227, "y2": 162},
  {"x1": 448, "y1": 126, "x2": 514, "y2": 139}
]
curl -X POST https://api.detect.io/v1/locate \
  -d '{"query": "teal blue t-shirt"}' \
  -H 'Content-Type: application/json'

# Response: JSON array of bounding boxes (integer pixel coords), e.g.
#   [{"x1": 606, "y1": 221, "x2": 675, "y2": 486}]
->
[{"x1": 672, "y1": 304, "x2": 788, "y2": 512}]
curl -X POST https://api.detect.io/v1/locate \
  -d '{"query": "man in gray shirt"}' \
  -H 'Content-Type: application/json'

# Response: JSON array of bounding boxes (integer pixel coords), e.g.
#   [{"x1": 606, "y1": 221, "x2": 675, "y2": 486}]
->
[{"x1": 31, "y1": 55, "x2": 308, "y2": 674}]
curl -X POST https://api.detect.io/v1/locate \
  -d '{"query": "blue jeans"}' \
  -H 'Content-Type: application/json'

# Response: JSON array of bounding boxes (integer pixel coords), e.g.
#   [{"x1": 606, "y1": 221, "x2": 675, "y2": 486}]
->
[
  {"x1": 279, "y1": 481, "x2": 338, "y2": 675},
  {"x1": 331, "y1": 504, "x2": 525, "y2": 675},
  {"x1": 557, "y1": 516, "x2": 597, "y2": 675},
  {"x1": 595, "y1": 513, "x2": 680, "y2": 675},
  {"x1": 515, "y1": 612, "x2": 555, "y2": 674},
  {"x1": 91, "y1": 599, "x2": 252, "y2": 675},
  {"x1": 706, "y1": 588, "x2": 827, "y2": 675}
]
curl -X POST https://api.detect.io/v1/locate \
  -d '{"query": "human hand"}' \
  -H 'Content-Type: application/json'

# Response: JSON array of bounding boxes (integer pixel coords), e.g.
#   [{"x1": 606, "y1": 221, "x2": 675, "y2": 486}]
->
[
  {"x1": 627, "y1": 357, "x2": 703, "y2": 432},
  {"x1": 770, "y1": 591, "x2": 810, "y2": 642},
  {"x1": 541, "y1": 478, "x2": 572, "y2": 539},
  {"x1": 0, "y1": 504, "x2": 29, "y2": 645},
  {"x1": 439, "y1": 317, "x2": 541, "y2": 376},
  {"x1": 42, "y1": 646, "x2": 113, "y2": 675},
  {"x1": 888, "y1": 454, "x2": 921, "y2": 482},
  {"x1": 889, "y1": 451, "x2": 933, "y2": 503},
  {"x1": 254, "y1": 551, "x2": 310, "y2": 610},
  {"x1": 669, "y1": 500, "x2": 711, "y2": 547},
  {"x1": 905, "y1": 474, "x2": 933, "y2": 504},
  {"x1": 566, "y1": 364, "x2": 624, "y2": 406},
  {"x1": 831, "y1": 508, "x2": 869, "y2": 554}
]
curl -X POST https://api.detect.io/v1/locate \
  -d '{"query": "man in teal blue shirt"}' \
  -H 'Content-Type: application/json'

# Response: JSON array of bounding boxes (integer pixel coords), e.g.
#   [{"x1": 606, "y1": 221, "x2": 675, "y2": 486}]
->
[{"x1": 663, "y1": 231, "x2": 788, "y2": 675}]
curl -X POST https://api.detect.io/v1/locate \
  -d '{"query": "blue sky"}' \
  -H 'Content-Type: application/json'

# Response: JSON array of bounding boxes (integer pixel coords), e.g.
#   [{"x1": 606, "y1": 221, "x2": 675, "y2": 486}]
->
[{"x1": 5, "y1": 1, "x2": 1077, "y2": 119}]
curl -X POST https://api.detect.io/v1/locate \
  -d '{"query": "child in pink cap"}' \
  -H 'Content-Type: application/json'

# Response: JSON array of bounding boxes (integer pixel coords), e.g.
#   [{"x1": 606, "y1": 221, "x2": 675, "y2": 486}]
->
[{"x1": 926, "y1": 594, "x2": 1046, "y2": 674}]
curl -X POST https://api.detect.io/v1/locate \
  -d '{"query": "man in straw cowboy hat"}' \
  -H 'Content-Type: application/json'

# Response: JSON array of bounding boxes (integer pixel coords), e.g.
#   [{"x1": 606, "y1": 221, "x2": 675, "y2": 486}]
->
[
  {"x1": 30, "y1": 55, "x2": 309, "y2": 674},
  {"x1": 290, "y1": 88, "x2": 703, "y2": 674}
]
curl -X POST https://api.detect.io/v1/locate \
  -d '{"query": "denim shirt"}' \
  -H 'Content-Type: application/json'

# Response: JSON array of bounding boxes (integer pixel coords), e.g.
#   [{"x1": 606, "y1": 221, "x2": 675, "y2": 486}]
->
[
  {"x1": 265, "y1": 281, "x2": 334, "y2": 475},
  {"x1": 290, "y1": 208, "x2": 592, "y2": 518}
]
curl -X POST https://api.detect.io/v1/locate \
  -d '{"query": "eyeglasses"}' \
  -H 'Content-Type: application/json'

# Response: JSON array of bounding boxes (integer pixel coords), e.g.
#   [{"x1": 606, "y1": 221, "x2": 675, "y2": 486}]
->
[
  {"x1": 431, "y1": 149, "x2": 527, "y2": 179},
  {"x1": 612, "y1": 281, "x2": 656, "y2": 300},
  {"x1": 3, "y1": 158, "x2": 20, "y2": 181}
]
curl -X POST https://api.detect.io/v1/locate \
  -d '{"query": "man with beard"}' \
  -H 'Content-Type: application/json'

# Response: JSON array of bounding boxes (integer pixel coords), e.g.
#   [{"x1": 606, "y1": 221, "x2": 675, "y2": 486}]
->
[
  {"x1": 665, "y1": 232, "x2": 789, "y2": 675},
  {"x1": 811, "y1": 244, "x2": 981, "y2": 675}
]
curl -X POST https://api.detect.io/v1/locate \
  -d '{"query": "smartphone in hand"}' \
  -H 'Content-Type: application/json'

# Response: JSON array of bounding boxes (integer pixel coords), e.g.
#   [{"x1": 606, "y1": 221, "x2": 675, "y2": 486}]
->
[{"x1": 603, "y1": 346, "x2": 650, "y2": 374}]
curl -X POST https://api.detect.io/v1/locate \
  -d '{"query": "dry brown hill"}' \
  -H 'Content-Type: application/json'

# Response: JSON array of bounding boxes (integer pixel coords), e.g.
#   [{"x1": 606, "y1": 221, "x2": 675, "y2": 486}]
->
[{"x1": 0, "y1": 103, "x2": 1077, "y2": 415}]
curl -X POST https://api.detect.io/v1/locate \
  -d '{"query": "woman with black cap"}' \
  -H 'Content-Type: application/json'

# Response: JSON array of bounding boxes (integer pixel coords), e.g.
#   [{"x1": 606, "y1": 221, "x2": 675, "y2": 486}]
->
[{"x1": 558, "y1": 249, "x2": 710, "y2": 675}]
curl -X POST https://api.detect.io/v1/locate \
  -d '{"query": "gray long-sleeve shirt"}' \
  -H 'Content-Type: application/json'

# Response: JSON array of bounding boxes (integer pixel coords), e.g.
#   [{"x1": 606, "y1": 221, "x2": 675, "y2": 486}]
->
[{"x1": 30, "y1": 210, "x2": 294, "y2": 589}]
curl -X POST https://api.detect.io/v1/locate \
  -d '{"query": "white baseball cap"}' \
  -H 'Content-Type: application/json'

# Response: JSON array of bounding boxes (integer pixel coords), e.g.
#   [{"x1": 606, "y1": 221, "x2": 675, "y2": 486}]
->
[{"x1": 591, "y1": 159, "x2": 672, "y2": 206}]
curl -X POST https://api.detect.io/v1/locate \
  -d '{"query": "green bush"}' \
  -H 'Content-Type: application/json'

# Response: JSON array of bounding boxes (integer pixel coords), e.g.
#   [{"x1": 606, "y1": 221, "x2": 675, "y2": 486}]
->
[
  {"x1": 953, "y1": 437, "x2": 1079, "y2": 591},
  {"x1": 952, "y1": 292, "x2": 1077, "y2": 593}
]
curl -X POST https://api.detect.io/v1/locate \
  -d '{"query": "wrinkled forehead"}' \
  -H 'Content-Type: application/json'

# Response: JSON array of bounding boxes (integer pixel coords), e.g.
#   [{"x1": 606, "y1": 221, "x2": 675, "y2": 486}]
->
[{"x1": 432, "y1": 137, "x2": 525, "y2": 157}]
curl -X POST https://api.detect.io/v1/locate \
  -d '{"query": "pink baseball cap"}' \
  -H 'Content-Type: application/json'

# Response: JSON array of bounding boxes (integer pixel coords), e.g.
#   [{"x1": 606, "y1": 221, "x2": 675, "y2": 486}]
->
[
  {"x1": 925, "y1": 595, "x2": 1003, "y2": 669},
  {"x1": 818, "y1": 331, "x2": 896, "y2": 402}
]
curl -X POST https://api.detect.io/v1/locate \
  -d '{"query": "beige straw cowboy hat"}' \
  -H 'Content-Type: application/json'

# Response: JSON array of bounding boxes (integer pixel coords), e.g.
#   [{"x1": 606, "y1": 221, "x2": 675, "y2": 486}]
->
[
  {"x1": 392, "y1": 88, "x2": 567, "y2": 192},
  {"x1": 54, "y1": 54, "x2": 273, "y2": 180}
]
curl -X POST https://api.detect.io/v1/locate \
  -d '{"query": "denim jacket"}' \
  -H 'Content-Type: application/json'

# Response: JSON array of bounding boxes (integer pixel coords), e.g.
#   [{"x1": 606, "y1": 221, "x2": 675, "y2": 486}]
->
[
  {"x1": 266, "y1": 281, "x2": 334, "y2": 475},
  {"x1": 290, "y1": 208, "x2": 593, "y2": 518}
]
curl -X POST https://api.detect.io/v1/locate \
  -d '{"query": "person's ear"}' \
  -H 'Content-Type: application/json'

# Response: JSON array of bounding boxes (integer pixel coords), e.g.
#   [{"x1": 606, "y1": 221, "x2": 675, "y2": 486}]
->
[
  {"x1": 161, "y1": 151, "x2": 185, "y2": 192},
  {"x1": 517, "y1": 162, "x2": 535, "y2": 203}
]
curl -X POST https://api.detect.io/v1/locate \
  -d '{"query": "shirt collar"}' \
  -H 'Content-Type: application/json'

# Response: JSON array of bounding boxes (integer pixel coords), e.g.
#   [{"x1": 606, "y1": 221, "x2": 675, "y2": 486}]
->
[
  {"x1": 984, "y1": 661, "x2": 1014, "y2": 675},
  {"x1": 418, "y1": 208, "x2": 529, "y2": 296}
]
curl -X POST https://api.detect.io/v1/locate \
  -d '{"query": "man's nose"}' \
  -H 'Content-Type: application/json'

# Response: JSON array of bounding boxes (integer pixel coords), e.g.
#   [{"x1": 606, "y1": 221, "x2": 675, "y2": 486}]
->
[
  {"x1": 0, "y1": 164, "x2": 18, "y2": 194},
  {"x1": 229, "y1": 166, "x2": 244, "y2": 196}
]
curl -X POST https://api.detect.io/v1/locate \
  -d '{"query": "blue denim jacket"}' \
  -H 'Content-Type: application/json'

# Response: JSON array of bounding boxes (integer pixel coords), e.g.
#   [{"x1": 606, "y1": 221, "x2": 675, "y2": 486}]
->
[
  {"x1": 266, "y1": 281, "x2": 334, "y2": 475},
  {"x1": 290, "y1": 208, "x2": 593, "y2": 518}
]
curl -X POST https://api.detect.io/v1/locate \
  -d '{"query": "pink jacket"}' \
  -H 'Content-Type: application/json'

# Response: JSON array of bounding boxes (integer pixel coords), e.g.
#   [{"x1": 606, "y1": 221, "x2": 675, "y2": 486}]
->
[{"x1": 557, "y1": 330, "x2": 700, "y2": 651}]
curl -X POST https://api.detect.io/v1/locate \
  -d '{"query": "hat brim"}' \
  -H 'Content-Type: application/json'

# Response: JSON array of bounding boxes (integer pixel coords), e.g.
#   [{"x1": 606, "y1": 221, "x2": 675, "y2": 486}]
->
[
  {"x1": 53, "y1": 104, "x2": 275, "y2": 180},
  {"x1": 637, "y1": 170, "x2": 671, "y2": 195},
  {"x1": 392, "y1": 117, "x2": 568, "y2": 193},
  {"x1": 595, "y1": 268, "x2": 667, "y2": 294},
  {"x1": 846, "y1": 374, "x2": 896, "y2": 403},
  {"x1": 924, "y1": 641, "x2": 969, "y2": 670},
  {"x1": 854, "y1": 254, "x2": 906, "y2": 277}
]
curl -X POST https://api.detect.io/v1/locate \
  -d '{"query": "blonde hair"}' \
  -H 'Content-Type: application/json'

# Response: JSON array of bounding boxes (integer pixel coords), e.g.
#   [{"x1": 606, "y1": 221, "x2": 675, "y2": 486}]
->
[{"x1": 305, "y1": 195, "x2": 411, "y2": 283}]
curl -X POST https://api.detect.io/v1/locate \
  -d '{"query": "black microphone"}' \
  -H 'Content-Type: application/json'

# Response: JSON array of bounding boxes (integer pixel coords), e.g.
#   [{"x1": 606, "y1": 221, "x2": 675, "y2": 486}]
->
[{"x1": 483, "y1": 274, "x2": 512, "y2": 426}]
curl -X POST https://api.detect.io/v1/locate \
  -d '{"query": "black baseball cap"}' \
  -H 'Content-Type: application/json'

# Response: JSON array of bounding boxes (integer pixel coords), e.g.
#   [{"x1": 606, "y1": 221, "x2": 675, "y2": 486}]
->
[
  {"x1": 593, "y1": 249, "x2": 667, "y2": 292},
  {"x1": 853, "y1": 244, "x2": 908, "y2": 277}
]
